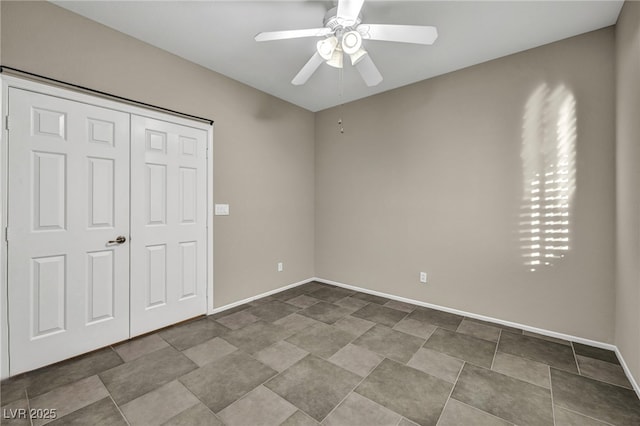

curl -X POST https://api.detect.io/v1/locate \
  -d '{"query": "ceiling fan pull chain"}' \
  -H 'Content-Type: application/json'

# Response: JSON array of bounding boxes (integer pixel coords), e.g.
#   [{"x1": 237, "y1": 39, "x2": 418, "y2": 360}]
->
[{"x1": 338, "y1": 66, "x2": 345, "y2": 134}]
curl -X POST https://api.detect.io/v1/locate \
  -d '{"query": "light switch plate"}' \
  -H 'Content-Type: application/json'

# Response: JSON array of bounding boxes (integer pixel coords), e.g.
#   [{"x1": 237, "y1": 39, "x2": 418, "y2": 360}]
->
[{"x1": 215, "y1": 204, "x2": 230, "y2": 216}]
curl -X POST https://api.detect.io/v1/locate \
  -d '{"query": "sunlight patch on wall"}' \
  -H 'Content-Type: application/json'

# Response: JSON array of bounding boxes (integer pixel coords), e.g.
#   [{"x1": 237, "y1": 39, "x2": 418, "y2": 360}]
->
[{"x1": 520, "y1": 84, "x2": 576, "y2": 271}]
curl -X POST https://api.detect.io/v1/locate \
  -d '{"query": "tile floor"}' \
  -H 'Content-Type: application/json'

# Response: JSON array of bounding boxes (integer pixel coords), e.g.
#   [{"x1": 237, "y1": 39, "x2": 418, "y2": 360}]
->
[{"x1": 2, "y1": 281, "x2": 640, "y2": 425}]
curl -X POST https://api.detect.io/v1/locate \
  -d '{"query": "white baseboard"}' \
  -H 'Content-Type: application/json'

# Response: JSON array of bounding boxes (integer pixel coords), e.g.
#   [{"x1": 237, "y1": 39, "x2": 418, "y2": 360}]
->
[
  {"x1": 312, "y1": 276, "x2": 640, "y2": 398},
  {"x1": 314, "y1": 277, "x2": 613, "y2": 348},
  {"x1": 615, "y1": 347, "x2": 640, "y2": 397},
  {"x1": 207, "y1": 275, "x2": 640, "y2": 398},
  {"x1": 209, "y1": 277, "x2": 314, "y2": 315}
]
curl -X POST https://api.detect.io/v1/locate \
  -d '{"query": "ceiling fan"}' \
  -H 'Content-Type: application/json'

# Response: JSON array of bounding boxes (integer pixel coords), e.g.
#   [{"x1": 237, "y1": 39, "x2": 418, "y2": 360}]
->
[{"x1": 254, "y1": 0, "x2": 438, "y2": 87}]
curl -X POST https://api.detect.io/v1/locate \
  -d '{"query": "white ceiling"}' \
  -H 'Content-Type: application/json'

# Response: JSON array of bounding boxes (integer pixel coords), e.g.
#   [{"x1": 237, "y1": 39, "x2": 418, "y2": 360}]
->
[{"x1": 52, "y1": 1, "x2": 623, "y2": 112}]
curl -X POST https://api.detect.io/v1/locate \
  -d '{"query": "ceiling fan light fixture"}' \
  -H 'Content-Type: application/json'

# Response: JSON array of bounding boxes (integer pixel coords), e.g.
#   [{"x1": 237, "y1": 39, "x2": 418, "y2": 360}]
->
[
  {"x1": 326, "y1": 45, "x2": 343, "y2": 68},
  {"x1": 341, "y1": 30, "x2": 362, "y2": 55},
  {"x1": 254, "y1": 0, "x2": 438, "y2": 88},
  {"x1": 349, "y1": 47, "x2": 368, "y2": 65},
  {"x1": 316, "y1": 36, "x2": 338, "y2": 60}
]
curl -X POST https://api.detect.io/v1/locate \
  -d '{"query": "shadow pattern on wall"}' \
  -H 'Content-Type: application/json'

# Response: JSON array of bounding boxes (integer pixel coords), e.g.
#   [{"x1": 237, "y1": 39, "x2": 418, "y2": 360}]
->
[{"x1": 520, "y1": 83, "x2": 576, "y2": 271}]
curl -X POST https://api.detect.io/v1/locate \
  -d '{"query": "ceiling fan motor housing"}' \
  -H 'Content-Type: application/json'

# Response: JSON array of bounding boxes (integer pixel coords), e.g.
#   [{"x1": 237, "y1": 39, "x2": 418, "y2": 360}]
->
[{"x1": 324, "y1": 7, "x2": 362, "y2": 32}]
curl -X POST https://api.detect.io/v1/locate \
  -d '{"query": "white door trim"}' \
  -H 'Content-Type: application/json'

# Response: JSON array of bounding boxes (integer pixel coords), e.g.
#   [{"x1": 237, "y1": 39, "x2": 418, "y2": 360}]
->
[{"x1": 0, "y1": 75, "x2": 215, "y2": 379}]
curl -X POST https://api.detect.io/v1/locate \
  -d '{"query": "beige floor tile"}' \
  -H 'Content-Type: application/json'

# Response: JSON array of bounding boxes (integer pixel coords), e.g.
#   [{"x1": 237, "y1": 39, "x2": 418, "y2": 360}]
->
[
  {"x1": 286, "y1": 295, "x2": 322, "y2": 309},
  {"x1": 114, "y1": 334, "x2": 169, "y2": 362},
  {"x1": 121, "y1": 380, "x2": 199, "y2": 426},
  {"x1": 355, "y1": 358, "x2": 452, "y2": 426},
  {"x1": 392, "y1": 318, "x2": 437, "y2": 340},
  {"x1": 383, "y1": 300, "x2": 417, "y2": 313},
  {"x1": 29, "y1": 375, "x2": 109, "y2": 426},
  {"x1": 254, "y1": 341, "x2": 308, "y2": 372},
  {"x1": 218, "y1": 386, "x2": 297, "y2": 426},
  {"x1": 492, "y1": 352, "x2": 550, "y2": 389},
  {"x1": 162, "y1": 403, "x2": 223, "y2": 426},
  {"x1": 182, "y1": 337, "x2": 238, "y2": 367},
  {"x1": 328, "y1": 343, "x2": 383, "y2": 377},
  {"x1": 407, "y1": 348, "x2": 464, "y2": 383},
  {"x1": 323, "y1": 392, "x2": 401, "y2": 426},
  {"x1": 215, "y1": 310, "x2": 260, "y2": 330},
  {"x1": 333, "y1": 297, "x2": 370, "y2": 312},
  {"x1": 265, "y1": 355, "x2": 361, "y2": 422},
  {"x1": 577, "y1": 355, "x2": 633, "y2": 389},
  {"x1": 281, "y1": 410, "x2": 319, "y2": 426},
  {"x1": 522, "y1": 331, "x2": 571, "y2": 346},
  {"x1": 457, "y1": 319, "x2": 501, "y2": 343},
  {"x1": 554, "y1": 406, "x2": 610, "y2": 426},
  {"x1": 333, "y1": 316, "x2": 376, "y2": 337},
  {"x1": 274, "y1": 313, "x2": 322, "y2": 335},
  {"x1": 438, "y1": 399, "x2": 513, "y2": 426}
]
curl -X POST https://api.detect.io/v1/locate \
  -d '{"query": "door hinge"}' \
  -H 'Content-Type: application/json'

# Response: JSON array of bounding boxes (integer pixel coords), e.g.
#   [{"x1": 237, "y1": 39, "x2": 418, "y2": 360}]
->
[
  {"x1": 4, "y1": 116, "x2": 9, "y2": 131},
  {"x1": 4, "y1": 227, "x2": 8, "y2": 243}
]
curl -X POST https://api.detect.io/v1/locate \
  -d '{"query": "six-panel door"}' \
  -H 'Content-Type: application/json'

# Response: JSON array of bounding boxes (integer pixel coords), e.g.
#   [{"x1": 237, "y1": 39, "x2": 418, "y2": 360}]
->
[
  {"x1": 7, "y1": 88, "x2": 209, "y2": 375},
  {"x1": 130, "y1": 116, "x2": 207, "y2": 337},
  {"x1": 7, "y1": 88, "x2": 131, "y2": 375}
]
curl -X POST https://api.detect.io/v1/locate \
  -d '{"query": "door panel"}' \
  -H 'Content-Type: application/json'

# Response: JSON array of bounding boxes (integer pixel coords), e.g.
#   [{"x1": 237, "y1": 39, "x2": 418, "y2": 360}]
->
[
  {"x1": 7, "y1": 88, "x2": 130, "y2": 375},
  {"x1": 88, "y1": 157, "x2": 115, "y2": 228},
  {"x1": 130, "y1": 116, "x2": 207, "y2": 336},
  {"x1": 87, "y1": 250, "x2": 115, "y2": 323}
]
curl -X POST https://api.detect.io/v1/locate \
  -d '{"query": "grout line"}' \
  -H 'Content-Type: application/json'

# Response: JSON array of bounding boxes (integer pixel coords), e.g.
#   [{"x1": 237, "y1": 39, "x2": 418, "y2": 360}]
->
[
  {"x1": 319, "y1": 355, "x2": 386, "y2": 423},
  {"x1": 24, "y1": 389, "x2": 33, "y2": 426},
  {"x1": 570, "y1": 342, "x2": 581, "y2": 376},
  {"x1": 556, "y1": 405, "x2": 616, "y2": 426},
  {"x1": 238, "y1": 350, "x2": 318, "y2": 422},
  {"x1": 108, "y1": 345, "x2": 125, "y2": 363},
  {"x1": 490, "y1": 330, "x2": 502, "y2": 370},
  {"x1": 108, "y1": 394, "x2": 130, "y2": 426},
  {"x1": 574, "y1": 371, "x2": 637, "y2": 391},
  {"x1": 434, "y1": 360, "x2": 465, "y2": 426},
  {"x1": 200, "y1": 404, "x2": 224, "y2": 425},
  {"x1": 447, "y1": 399, "x2": 516, "y2": 425},
  {"x1": 549, "y1": 367, "x2": 556, "y2": 426},
  {"x1": 175, "y1": 376, "x2": 225, "y2": 424},
  {"x1": 435, "y1": 397, "x2": 451, "y2": 426},
  {"x1": 93, "y1": 372, "x2": 131, "y2": 426}
]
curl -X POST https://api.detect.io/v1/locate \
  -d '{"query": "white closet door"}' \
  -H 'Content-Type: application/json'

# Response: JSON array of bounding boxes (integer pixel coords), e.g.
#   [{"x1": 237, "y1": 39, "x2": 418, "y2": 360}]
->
[
  {"x1": 130, "y1": 116, "x2": 207, "y2": 336},
  {"x1": 7, "y1": 88, "x2": 130, "y2": 375}
]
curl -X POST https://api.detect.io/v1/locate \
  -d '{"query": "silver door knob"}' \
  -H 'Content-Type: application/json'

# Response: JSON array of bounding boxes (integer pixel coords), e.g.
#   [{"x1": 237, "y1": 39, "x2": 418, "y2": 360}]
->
[{"x1": 108, "y1": 236, "x2": 126, "y2": 244}]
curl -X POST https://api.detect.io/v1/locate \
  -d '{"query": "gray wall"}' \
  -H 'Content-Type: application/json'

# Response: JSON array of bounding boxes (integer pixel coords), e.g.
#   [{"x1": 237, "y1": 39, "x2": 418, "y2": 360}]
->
[
  {"x1": 315, "y1": 28, "x2": 616, "y2": 342},
  {"x1": 0, "y1": 2, "x2": 623, "y2": 349},
  {"x1": 615, "y1": 0, "x2": 640, "y2": 383},
  {"x1": 0, "y1": 1, "x2": 316, "y2": 307}
]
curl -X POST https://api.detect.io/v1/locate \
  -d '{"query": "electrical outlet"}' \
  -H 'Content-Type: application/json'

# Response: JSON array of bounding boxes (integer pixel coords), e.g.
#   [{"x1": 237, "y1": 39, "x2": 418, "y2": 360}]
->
[
  {"x1": 420, "y1": 272, "x2": 428, "y2": 283},
  {"x1": 277, "y1": 262, "x2": 283, "y2": 272}
]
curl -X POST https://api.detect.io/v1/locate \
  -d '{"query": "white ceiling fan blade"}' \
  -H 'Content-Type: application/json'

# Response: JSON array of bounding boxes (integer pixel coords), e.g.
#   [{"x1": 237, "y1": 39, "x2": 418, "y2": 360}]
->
[
  {"x1": 337, "y1": 0, "x2": 365, "y2": 26},
  {"x1": 255, "y1": 27, "x2": 332, "y2": 42},
  {"x1": 358, "y1": 24, "x2": 438, "y2": 45},
  {"x1": 292, "y1": 52, "x2": 324, "y2": 85},
  {"x1": 355, "y1": 55, "x2": 382, "y2": 87}
]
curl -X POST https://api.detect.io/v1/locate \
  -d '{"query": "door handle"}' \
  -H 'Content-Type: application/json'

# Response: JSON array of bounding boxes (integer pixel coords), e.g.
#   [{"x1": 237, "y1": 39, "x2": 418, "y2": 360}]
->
[{"x1": 108, "y1": 236, "x2": 127, "y2": 244}]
